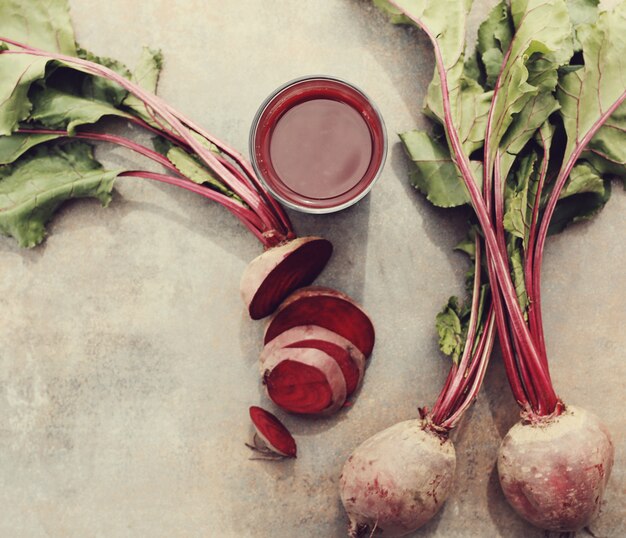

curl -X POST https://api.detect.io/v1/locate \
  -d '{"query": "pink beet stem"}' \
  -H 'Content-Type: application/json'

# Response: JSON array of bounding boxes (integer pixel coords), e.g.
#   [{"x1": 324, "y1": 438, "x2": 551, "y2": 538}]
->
[
  {"x1": 16, "y1": 127, "x2": 270, "y2": 244},
  {"x1": 388, "y1": 0, "x2": 558, "y2": 415},
  {"x1": 0, "y1": 39, "x2": 293, "y2": 243}
]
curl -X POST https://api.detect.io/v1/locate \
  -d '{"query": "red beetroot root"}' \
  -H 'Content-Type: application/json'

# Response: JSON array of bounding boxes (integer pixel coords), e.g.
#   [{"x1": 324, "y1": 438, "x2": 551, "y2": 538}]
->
[
  {"x1": 248, "y1": 406, "x2": 297, "y2": 459},
  {"x1": 340, "y1": 419, "x2": 456, "y2": 537},
  {"x1": 498, "y1": 406, "x2": 614, "y2": 532},
  {"x1": 262, "y1": 347, "x2": 347, "y2": 415},
  {"x1": 260, "y1": 325, "x2": 366, "y2": 397},
  {"x1": 264, "y1": 286, "x2": 375, "y2": 357},
  {"x1": 240, "y1": 237, "x2": 332, "y2": 320}
]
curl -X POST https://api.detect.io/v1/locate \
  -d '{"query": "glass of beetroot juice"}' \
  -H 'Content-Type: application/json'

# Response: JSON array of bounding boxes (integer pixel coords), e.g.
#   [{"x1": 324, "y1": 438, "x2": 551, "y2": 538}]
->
[{"x1": 249, "y1": 76, "x2": 387, "y2": 213}]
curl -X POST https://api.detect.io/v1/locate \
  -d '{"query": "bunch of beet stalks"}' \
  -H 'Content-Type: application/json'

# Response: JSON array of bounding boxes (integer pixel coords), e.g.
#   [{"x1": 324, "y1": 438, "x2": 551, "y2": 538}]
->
[
  {"x1": 0, "y1": 39, "x2": 376, "y2": 457},
  {"x1": 338, "y1": 1, "x2": 620, "y2": 537}
]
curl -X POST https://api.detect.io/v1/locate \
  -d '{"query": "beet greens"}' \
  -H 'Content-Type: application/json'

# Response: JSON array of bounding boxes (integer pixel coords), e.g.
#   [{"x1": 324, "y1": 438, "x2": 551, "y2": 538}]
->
[
  {"x1": 383, "y1": 0, "x2": 624, "y2": 417},
  {"x1": 355, "y1": 0, "x2": 623, "y2": 533}
]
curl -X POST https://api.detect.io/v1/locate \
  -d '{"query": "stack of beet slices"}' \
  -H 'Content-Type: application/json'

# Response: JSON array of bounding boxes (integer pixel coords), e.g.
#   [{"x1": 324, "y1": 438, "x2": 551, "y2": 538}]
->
[{"x1": 248, "y1": 287, "x2": 375, "y2": 459}]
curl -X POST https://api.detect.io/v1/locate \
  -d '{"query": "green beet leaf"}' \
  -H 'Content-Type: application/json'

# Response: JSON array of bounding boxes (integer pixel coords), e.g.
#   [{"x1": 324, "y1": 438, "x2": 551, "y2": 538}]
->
[
  {"x1": 549, "y1": 162, "x2": 612, "y2": 234},
  {"x1": 485, "y1": 0, "x2": 574, "y2": 171},
  {"x1": 0, "y1": 141, "x2": 121, "y2": 247},
  {"x1": 0, "y1": 133, "x2": 61, "y2": 165},
  {"x1": 583, "y1": 101, "x2": 626, "y2": 185},
  {"x1": 507, "y1": 236, "x2": 528, "y2": 313},
  {"x1": 0, "y1": 0, "x2": 76, "y2": 54},
  {"x1": 476, "y1": 1, "x2": 514, "y2": 89},
  {"x1": 30, "y1": 87, "x2": 133, "y2": 136},
  {"x1": 436, "y1": 296, "x2": 467, "y2": 364},
  {"x1": 0, "y1": 56, "x2": 51, "y2": 136},
  {"x1": 24, "y1": 48, "x2": 134, "y2": 135},
  {"x1": 376, "y1": 0, "x2": 493, "y2": 156},
  {"x1": 400, "y1": 129, "x2": 482, "y2": 207},
  {"x1": 122, "y1": 47, "x2": 164, "y2": 125},
  {"x1": 503, "y1": 150, "x2": 540, "y2": 249},
  {"x1": 557, "y1": 3, "x2": 626, "y2": 170},
  {"x1": 0, "y1": 0, "x2": 77, "y2": 135},
  {"x1": 165, "y1": 146, "x2": 241, "y2": 201},
  {"x1": 76, "y1": 47, "x2": 132, "y2": 107},
  {"x1": 565, "y1": 0, "x2": 599, "y2": 51},
  {"x1": 498, "y1": 92, "x2": 559, "y2": 182}
]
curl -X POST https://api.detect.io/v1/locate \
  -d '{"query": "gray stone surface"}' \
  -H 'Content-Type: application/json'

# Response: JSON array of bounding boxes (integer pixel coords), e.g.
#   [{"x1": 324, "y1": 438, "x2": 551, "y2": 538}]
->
[{"x1": 1, "y1": 1, "x2": 624, "y2": 537}]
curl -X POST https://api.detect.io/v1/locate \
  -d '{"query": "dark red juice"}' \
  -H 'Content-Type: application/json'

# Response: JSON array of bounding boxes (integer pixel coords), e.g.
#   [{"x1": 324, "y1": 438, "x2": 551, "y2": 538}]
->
[
  {"x1": 250, "y1": 77, "x2": 386, "y2": 213},
  {"x1": 269, "y1": 99, "x2": 373, "y2": 199}
]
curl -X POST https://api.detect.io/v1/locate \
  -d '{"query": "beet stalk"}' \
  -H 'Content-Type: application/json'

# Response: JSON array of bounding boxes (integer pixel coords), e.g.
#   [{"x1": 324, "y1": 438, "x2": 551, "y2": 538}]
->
[
  {"x1": 340, "y1": 236, "x2": 497, "y2": 536},
  {"x1": 377, "y1": 0, "x2": 623, "y2": 532},
  {"x1": 0, "y1": 38, "x2": 338, "y2": 320}
]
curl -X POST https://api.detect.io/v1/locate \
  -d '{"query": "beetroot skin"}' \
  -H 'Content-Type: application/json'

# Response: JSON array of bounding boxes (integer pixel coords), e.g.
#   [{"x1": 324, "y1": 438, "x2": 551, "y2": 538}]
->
[
  {"x1": 240, "y1": 237, "x2": 332, "y2": 320},
  {"x1": 340, "y1": 419, "x2": 456, "y2": 537},
  {"x1": 249, "y1": 406, "x2": 297, "y2": 458},
  {"x1": 498, "y1": 406, "x2": 614, "y2": 532}
]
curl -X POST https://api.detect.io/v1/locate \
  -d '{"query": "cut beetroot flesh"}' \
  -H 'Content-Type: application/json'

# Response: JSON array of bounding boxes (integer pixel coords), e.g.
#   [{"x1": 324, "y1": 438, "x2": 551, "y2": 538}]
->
[
  {"x1": 265, "y1": 360, "x2": 333, "y2": 414},
  {"x1": 240, "y1": 237, "x2": 333, "y2": 320},
  {"x1": 259, "y1": 325, "x2": 366, "y2": 397},
  {"x1": 286, "y1": 339, "x2": 361, "y2": 396},
  {"x1": 249, "y1": 406, "x2": 297, "y2": 458},
  {"x1": 264, "y1": 287, "x2": 375, "y2": 357},
  {"x1": 262, "y1": 347, "x2": 347, "y2": 415}
]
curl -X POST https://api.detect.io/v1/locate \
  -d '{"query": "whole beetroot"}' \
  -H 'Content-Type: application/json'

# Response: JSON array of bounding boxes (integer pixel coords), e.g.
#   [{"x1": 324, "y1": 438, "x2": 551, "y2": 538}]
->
[
  {"x1": 498, "y1": 406, "x2": 614, "y2": 532},
  {"x1": 339, "y1": 419, "x2": 456, "y2": 537}
]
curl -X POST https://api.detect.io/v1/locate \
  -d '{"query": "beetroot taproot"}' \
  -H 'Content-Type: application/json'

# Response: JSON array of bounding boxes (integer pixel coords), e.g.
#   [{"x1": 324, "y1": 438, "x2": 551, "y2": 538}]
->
[
  {"x1": 340, "y1": 419, "x2": 456, "y2": 537},
  {"x1": 498, "y1": 406, "x2": 614, "y2": 532}
]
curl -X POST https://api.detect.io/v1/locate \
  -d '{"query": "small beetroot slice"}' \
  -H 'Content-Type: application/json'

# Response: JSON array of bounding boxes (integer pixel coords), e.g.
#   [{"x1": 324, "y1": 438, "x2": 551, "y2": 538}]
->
[
  {"x1": 240, "y1": 237, "x2": 333, "y2": 320},
  {"x1": 264, "y1": 287, "x2": 375, "y2": 357},
  {"x1": 259, "y1": 326, "x2": 366, "y2": 397},
  {"x1": 262, "y1": 347, "x2": 347, "y2": 415},
  {"x1": 247, "y1": 406, "x2": 297, "y2": 459}
]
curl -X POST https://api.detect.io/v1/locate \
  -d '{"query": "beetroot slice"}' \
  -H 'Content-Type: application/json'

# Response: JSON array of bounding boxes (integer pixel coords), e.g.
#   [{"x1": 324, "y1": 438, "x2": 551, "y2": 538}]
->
[
  {"x1": 286, "y1": 339, "x2": 361, "y2": 397},
  {"x1": 240, "y1": 237, "x2": 333, "y2": 320},
  {"x1": 262, "y1": 347, "x2": 347, "y2": 415},
  {"x1": 259, "y1": 325, "x2": 366, "y2": 397},
  {"x1": 264, "y1": 286, "x2": 375, "y2": 357},
  {"x1": 249, "y1": 406, "x2": 297, "y2": 458},
  {"x1": 265, "y1": 360, "x2": 333, "y2": 414}
]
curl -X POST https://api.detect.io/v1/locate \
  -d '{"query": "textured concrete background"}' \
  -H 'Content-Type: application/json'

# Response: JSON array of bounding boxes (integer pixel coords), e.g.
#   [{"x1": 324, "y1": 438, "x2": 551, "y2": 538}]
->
[{"x1": 1, "y1": 1, "x2": 624, "y2": 537}]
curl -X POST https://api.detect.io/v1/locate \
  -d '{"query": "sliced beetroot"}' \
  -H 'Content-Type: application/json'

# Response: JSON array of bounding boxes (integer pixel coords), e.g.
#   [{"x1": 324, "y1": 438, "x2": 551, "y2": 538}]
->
[
  {"x1": 262, "y1": 347, "x2": 347, "y2": 415},
  {"x1": 240, "y1": 237, "x2": 333, "y2": 320},
  {"x1": 259, "y1": 326, "x2": 366, "y2": 397},
  {"x1": 266, "y1": 361, "x2": 334, "y2": 414},
  {"x1": 264, "y1": 286, "x2": 375, "y2": 357},
  {"x1": 286, "y1": 339, "x2": 362, "y2": 397},
  {"x1": 248, "y1": 406, "x2": 297, "y2": 459}
]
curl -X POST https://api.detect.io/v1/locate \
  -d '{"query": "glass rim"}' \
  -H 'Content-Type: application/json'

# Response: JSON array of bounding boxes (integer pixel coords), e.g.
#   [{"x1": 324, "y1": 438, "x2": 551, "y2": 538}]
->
[{"x1": 248, "y1": 75, "x2": 387, "y2": 214}]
